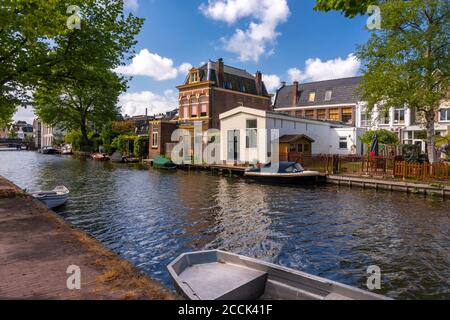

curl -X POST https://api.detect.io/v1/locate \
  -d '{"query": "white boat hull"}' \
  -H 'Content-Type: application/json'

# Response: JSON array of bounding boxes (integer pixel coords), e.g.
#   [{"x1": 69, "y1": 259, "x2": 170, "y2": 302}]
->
[{"x1": 33, "y1": 186, "x2": 69, "y2": 209}]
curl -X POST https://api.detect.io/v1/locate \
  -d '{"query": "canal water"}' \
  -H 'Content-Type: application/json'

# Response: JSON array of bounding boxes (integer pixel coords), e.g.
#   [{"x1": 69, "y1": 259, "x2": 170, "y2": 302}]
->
[{"x1": 0, "y1": 151, "x2": 449, "y2": 299}]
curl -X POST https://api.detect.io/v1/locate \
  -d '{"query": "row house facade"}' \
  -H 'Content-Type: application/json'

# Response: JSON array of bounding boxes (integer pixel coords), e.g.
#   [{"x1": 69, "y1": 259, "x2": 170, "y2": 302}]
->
[
  {"x1": 274, "y1": 77, "x2": 450, "y2": 153},
  {"x1": 177, "y1": 58, "x2": 272, "y2": 132}
]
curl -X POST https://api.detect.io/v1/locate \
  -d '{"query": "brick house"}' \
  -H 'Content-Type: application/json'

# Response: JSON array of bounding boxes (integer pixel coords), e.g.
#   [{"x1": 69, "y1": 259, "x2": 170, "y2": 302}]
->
[
  {"x1": 177, "y1": 58, "x2": 273, "y2": 132},
  {"x1": 148, "y1": 120, "x2": 178, "y2": 160}
]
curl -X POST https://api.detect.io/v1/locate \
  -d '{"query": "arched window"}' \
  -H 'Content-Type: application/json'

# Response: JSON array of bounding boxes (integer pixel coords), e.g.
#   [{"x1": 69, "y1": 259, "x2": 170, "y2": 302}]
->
[
  {"x1": 181, "y1": 98, "x2": 189, "y2": 119},
  {"x1": 190, "y1": 97, "x2": 199, "y2": 118},
  {"x1": 199, "y1": 96, "x2": 208, "y2": 117}
]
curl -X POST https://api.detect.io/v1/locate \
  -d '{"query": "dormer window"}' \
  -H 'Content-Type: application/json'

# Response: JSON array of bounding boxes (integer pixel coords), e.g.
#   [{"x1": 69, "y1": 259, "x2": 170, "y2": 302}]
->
[
  {"x1": 308, "y1": 91, "x2": 316, "y2": 102},
  {"x1": 189, "y1": 68, "x2": 200, "y2": 84},
  {"x1": 324, "y1": 89, "x2": 333, "y2": 101}
]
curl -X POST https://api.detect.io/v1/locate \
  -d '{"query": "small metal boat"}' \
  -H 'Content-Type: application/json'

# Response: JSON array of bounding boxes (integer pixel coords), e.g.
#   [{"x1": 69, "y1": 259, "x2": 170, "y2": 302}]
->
[
  {"x1": 32, "y1": 186, "x2": 70, "y2": 209},
  {"x1": 244, "y1": 162, "x2": 321, "y2": 184},
  {"x1": 167, "y1": 250, "x2": 390, "y2": 300},
  {"x1": 91, "y1": 153, "x2": 110, "y2": 161}
]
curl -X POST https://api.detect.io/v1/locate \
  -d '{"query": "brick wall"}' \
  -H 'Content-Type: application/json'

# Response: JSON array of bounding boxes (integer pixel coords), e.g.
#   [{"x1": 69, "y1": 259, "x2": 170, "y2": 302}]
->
[{"x1": 210, "y1": 88, "x2": 272, "y2": 129}]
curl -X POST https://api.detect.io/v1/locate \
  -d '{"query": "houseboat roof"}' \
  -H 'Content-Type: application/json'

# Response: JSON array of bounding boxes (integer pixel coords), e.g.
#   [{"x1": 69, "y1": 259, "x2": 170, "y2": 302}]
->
[{"x1": 274, "y1": 76, "x2": 362, "y2": 109}]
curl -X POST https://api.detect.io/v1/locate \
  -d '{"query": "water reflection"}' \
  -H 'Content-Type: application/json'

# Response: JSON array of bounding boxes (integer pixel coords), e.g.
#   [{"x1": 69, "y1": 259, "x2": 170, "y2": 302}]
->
[{"x1": 0, "y1": 151, "x2": 449, "y2": 299}]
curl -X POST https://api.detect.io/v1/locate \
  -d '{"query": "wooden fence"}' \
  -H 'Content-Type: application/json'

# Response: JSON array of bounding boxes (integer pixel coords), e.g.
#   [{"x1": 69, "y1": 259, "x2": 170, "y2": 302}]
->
[
  {"x1": 297, "y1": 154, "x2": 450, "y2": 180},
  {"x1": 394, "y1": 161, "x2": 450, "y2": 180}
]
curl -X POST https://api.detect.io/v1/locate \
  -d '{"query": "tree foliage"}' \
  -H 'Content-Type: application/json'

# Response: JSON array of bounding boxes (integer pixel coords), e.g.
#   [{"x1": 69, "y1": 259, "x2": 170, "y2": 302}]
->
[
  {"x1": 360, "y1": 129, "x2": 399, "y2": 145},
  {"x1": 357, "y1": 0, "x2": 449, "y2": 162},
  {"x1": 1, "y1": 0, "x2": 143, "y2": 130},
  {"x1": 31, "y1": 0, "x2": 143, "y2": 147},
  {"x1": 314, "y1": 0, "x2": 376, "y2": 17}
]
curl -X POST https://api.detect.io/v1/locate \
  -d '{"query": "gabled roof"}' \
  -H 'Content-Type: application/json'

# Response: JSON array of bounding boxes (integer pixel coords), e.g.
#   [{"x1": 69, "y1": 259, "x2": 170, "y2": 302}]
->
[
  {"x1": 274, "y1": 76, "x2": 362, "y2": 108},
  {"x1": 279, "y1": 134, "x2": 315, "y2": 143}
]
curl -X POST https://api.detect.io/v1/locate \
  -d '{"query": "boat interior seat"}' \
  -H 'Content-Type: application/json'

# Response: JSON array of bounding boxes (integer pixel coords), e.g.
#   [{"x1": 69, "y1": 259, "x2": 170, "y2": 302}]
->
[{"x1": 178, "y1": 262, "x2": 268, "y2": 300}]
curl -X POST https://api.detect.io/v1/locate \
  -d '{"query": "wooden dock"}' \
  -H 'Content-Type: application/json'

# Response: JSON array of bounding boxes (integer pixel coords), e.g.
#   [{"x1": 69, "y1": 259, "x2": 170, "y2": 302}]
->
[
  {"x1": 177, "y1": 163, "x2": 248, "y2": 175},
  {"x1": 328, "y1": 175, "x2": 450, "y2": 199},
  {"x1": 0, "y1": 176, "x2": 174, "y2": 300}
]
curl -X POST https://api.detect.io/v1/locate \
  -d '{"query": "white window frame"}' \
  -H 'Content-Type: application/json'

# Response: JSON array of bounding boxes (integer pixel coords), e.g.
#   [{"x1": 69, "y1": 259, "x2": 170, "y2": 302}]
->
[
  {"x1": 151, "y1": 129, "x2": 159, "y2": 149},
  {"x1": 324, "y1": 90, "x2": 332, "y2": 101},
  {"x1": 439, "y1": 108, "x2": 450, "y2": 122},
  {"x1": 339, "y1": 137, "x2": 348, "y2": 150},
  {"x1": 245, "y1": 119, "x2": 257, "y2": 149}
]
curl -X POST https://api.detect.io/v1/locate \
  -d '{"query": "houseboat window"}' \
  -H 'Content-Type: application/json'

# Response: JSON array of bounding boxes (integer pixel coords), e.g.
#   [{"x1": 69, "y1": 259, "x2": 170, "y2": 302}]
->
[
  {"x1": 308, "y1": 91, "x2": 316, "y2": 102},
  {"x1": 339, "y1": 137, "x2": 347, "y2": 149},
  {"x1": 152, "y1": 129, "x2": 159, "y2": 148},
  {"x1": 303, "y1": 144, "x2": 310, "y2": 152},
  {"x1": 246, "y1": 119, "x2": 257, "y2": 149},
  {"x1": 324, "y1": 89, "x2": 333, "y2": 101},
  {"x1": 394, "y1": 109, "x2": 405, "y2": 124},
  {"x1": 342, "y1": 108, "x2": 353, "y2": 124},
  {"x1": 289, "y1": 144, "x2": 297, "y2": 152},
  {"x1": 329, "y1": 108, "x2": 339, "y2": 121},
  {"x1": 439, "y1": 108, "x2": 450, "y2": 121}
]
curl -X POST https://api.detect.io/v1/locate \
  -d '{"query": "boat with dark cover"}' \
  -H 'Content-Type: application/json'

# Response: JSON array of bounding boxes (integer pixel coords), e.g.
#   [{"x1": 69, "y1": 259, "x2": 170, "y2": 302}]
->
[{"x1": 244, "y1": 162, "x2": 321, "y2": 184}]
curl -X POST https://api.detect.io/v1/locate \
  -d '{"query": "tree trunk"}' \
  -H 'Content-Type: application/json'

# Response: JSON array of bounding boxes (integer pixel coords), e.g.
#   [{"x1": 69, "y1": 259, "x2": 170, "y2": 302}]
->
[
  {"x1": 425, "y1": 110, "x2": 437, "y2": 163},
  {"x1": 80, "y1": 118, "x2": 89, "y2": 148}
]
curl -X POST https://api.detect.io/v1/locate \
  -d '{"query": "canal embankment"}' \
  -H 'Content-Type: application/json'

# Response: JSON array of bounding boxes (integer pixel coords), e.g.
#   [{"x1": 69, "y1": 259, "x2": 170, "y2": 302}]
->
[
  {"x1": 0, "y1": 175, "x2": 175, "y2": 300},
  {"x1": 328, "y1": 175, "x2": 450, "y2": 199}
]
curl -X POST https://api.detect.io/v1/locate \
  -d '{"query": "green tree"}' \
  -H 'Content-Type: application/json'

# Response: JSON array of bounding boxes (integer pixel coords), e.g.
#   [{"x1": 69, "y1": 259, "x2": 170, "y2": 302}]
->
[
  {"x1": 314, "y1": 0, "x2": 375, "y2": 17},
  {"x1": 360, "y1": 129, "x2": 399, "y2": 146},
  {"x1": 34, "y1": 70, "x2": 124, "y2": 148},
  {"x1": 0, "y1": 0, "x2": 143, "y2": 130},
  {"x1": 317, "y1": 1, "x2": 449, "y2": 163},
  {"x1": 32, "y1": 0, "x2": 143, "y2": 148}
]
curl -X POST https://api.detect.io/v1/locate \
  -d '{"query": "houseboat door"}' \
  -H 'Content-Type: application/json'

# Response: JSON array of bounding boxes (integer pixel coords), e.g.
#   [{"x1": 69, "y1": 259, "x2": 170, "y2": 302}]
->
[{"x1": 227, "y1": 130, "x2": 240, "y2": 161}]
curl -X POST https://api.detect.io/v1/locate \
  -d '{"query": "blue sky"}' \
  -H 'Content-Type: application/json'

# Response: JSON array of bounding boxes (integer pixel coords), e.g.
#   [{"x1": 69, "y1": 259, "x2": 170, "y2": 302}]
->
[{"x1": 15, "y1": 0, "x2": 370, "y2": 123}]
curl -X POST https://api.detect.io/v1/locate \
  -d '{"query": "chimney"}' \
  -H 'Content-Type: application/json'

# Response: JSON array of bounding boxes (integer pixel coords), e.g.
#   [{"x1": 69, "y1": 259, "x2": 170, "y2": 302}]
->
[
  {"x1": 216, "y1": 58, "x2": 224, "y2": 88},
  {"x1": 255, "y1": 71, "x2": 263, "y2": 96},
  {"x1": 292, "y1": 81, "x2": 299, "y2": 106}
]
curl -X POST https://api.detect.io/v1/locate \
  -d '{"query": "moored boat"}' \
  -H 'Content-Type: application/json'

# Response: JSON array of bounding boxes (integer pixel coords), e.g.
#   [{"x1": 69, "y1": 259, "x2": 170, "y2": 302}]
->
[
  {"x1": 167, "y1": 250, "x2": 390, "y2": 300},
  {"x1": 91, "y1": 153, "x2": 110, "y2": 161},
  {"x1": 153, "y1": 155, "x2": 177, "y2": 170},
  {"x1": 32, "y1": 186, "x2": 70, "y2": 209},
  {"x1": 61, "y1": 144, "x2": 73, "y2": 155},
  {"x1": 244, "y1": 162, "x2": 321, "y2": 184},
  {"x1": 41, "y1": 146, "x2": 58, "y2": 155}
]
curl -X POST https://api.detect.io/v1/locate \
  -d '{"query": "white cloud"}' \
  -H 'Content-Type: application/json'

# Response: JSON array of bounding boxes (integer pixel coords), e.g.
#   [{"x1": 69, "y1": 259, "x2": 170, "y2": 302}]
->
[
  {"x1": 200, "y1": 0, "x2": 290, "y2": 62},
  {"x1": 124, "y1": 0, "x2": 139, "y2": 11},
  {"x1": 288, "y1": 54, "x2": 361, "y2": 83},
  {"x1": 262, "y1": 74, "x2": 281, "y2": 92},
  {"x1": 119, "y1": 90, "x2": 177, "y2": 117},
  {"x1": 178, "y1": 63, "x2": 193, "y2": 75},
  {"x1": 115, "y1": 49, "x2": 190, "y2": 81}
]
